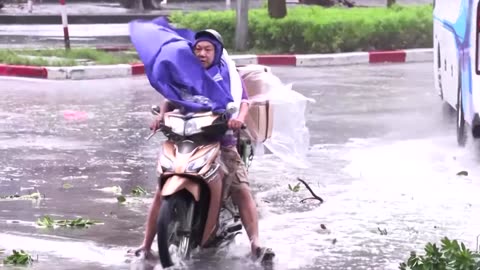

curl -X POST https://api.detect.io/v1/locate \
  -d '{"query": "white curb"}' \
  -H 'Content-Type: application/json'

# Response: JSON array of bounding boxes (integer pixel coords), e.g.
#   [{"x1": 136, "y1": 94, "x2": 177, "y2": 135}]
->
[
  {"x1": 296, "y1": 52, "x2": 370, "y2": 67},
  {"x1": 67, "y1": 64, "x2": 133, "y2": 80}
]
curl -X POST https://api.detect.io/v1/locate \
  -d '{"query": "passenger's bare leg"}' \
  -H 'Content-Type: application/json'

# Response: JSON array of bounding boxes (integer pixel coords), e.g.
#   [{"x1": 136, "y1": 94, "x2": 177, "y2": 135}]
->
[
  {"x1": 231, "y1": 184, "x2": 260, "y2": 255},
  {"x1": 130, "y1": 187, "x2": 162, "y2": 258}
]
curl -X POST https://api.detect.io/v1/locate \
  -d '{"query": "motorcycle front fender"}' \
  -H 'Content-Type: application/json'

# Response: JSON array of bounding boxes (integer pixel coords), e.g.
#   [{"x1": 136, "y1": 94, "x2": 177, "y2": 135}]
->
[
  {"x1": 161, "y1": 174, "x2": 224, "y2": 247},
  {"x1": 161, "y1": 175, "x2": 200, "y2": 202}
]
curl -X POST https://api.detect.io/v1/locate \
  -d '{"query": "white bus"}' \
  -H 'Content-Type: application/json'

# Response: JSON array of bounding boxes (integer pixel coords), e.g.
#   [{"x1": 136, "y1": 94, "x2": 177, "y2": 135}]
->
[{"x1": 433, "y1": 0, "x2": 480, "y2": 146}]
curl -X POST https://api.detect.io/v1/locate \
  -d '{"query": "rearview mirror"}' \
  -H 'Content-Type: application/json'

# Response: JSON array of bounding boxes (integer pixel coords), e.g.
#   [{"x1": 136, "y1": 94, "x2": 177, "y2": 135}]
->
[
  {"x1": 226, "y1": 102, "x2": 237, "y2": 115},
  {"x1": 151, "y1": 105, "x2": 161, "y2": 115}
]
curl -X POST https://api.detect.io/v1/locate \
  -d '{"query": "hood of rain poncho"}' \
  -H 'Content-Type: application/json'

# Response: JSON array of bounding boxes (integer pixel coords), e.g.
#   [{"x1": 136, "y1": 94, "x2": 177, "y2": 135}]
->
[{"x1": 128, "y1": 17, "x2": 233, "y2": 113}]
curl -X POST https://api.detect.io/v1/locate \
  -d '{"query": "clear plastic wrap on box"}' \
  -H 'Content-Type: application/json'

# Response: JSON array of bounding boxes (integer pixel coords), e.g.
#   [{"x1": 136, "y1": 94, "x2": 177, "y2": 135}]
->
[{"x1": 237, "y1": 65, "x2": 316, "y2": 169}]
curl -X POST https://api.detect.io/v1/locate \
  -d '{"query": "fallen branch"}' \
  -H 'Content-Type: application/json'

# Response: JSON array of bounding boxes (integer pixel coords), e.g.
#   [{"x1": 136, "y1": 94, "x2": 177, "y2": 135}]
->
[{"x1": 297, "y1": 178, "x2": 324, "y2": 204}]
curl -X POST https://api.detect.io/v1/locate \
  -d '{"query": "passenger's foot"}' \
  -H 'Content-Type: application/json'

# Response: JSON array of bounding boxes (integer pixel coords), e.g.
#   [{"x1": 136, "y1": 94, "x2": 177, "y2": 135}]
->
[
  {"x1": 253, "y1": 247, "x2": 275, "y2": 263},
  {"x1": 126, "y1": 246, "x2": 156, "y2": 260}
]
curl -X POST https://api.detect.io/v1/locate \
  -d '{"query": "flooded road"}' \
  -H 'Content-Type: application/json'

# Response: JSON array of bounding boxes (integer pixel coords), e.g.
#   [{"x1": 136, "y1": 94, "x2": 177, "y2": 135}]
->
[{"x1": 1, "y1": 63, "x2": 480, "y2": 270}]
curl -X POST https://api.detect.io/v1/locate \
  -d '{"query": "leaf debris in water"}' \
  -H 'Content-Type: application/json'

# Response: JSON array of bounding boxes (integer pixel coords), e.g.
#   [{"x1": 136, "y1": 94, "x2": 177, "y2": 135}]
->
[
  {"x1": 377, "y1": 227, "x2": 388, "y2": 235},
  {"x1": 117, "y1": 195, "x2": 126, "y2": 203},
  {"x1": 288, "y1": 183, "x2": 301, "y2": 192},
  {"x1": 0, "y1": 191, "x2": 43, "y2": 200},
  {"x1": 131, "y1": 186, "x2": 147, "y2": 196},
  {"x1": 97, "y1": 185, "x2": 122, "y2": 194},
  {"x1": 3, "y1": 250, "x2": 33, "y2": 265},
  {"x1": 62, "y1": 183, "x2": 73, "y2": 189},
  {"x1": 36, "y1": 215, "x2": 101, "y2": 228}
]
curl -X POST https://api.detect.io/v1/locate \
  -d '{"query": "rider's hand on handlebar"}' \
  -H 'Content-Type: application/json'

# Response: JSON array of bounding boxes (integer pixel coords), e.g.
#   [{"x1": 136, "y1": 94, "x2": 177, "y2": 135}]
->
[
  {"x1": 150, "y1": 114, "x2": 164, "y2": 131},
  {"x1": 228, "y1": 118, "x2": 245, "y2": 131}
]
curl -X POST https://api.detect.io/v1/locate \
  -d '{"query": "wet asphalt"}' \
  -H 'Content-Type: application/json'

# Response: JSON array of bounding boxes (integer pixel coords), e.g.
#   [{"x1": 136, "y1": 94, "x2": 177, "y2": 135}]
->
[{"x1": 2, "y1": 63, "x2": 480, "y2": 270}]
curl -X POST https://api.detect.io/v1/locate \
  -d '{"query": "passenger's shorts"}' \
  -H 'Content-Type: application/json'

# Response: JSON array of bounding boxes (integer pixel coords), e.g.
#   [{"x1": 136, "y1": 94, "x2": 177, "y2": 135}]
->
[{"x1": 220, "y1": 145, "x2": 249, "y2": 192}]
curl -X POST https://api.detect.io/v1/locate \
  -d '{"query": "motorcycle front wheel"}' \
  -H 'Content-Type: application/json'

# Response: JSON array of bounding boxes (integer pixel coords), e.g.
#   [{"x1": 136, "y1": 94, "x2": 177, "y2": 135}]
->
[{"x1": 157, "y1": 191, "x2": 195, "y2": 268}]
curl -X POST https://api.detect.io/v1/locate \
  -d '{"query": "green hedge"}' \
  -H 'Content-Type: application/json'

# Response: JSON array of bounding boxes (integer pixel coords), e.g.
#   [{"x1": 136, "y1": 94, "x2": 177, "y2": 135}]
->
[{"x1": 169, "y1": 4, "x2": 433, "y2": 54}]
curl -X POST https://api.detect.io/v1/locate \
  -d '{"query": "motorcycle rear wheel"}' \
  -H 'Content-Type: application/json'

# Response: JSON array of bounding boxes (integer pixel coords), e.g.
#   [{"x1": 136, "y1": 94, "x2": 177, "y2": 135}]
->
[{"x1": 157, "y1": 191, "x2": 195, "y2": 268}]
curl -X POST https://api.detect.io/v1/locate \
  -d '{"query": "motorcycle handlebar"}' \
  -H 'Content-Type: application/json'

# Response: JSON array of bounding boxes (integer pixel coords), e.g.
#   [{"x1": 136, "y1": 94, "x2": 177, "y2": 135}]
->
[
  {"x1": 148, "y1": 122, "x2": 246, "y2": 139},
  {"x1": 152, "y1": 120, "x2": 246, "y2": 131},
  {"x1": 147, "y1": 111, "x2": 247, "y2": 140}
]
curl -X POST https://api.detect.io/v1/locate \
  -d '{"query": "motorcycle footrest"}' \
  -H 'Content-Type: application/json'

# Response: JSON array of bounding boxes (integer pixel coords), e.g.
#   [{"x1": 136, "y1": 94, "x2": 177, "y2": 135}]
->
[
  {"x1": 226, "y1": 223, "x2": 242, "y2": 233},
  {"x1": 176, "y1": 229, "x2": 191, "y2": 236}
]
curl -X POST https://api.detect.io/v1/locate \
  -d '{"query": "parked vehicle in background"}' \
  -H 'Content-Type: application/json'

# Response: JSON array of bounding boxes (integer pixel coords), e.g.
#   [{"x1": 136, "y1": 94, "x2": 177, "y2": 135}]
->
[
  {"x1": 433, "y1": 0, "x2": 480, "y2": 146},
  {"x1": 118, "y1": 0, "x2": 161, "y2": 9}
]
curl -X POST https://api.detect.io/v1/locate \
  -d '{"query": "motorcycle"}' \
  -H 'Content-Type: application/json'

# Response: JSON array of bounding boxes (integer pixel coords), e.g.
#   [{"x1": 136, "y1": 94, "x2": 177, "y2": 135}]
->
[{"x1": 147, "y1": 103, "x2": 253, "y2": 268}]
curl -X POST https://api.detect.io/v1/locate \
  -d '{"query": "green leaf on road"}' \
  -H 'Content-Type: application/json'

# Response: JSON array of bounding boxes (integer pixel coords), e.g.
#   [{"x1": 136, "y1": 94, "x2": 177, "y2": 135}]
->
[
  {"x1": 36, "y1": 215, "x2": 101, "y2": 228},
  {"x1": 288, "y1": 183, "x2": 301, "y2": 192},
  {"x1": 36, "y1": 215, "x2": 55, "y2": 228},
  {"x1": 3, "y1": 250, "x2": 33, "y2": 265},
  {"x1": 97, "y1": 186, "x2": 122, "y2": 194},
  {"x1": 117, "y1": 195, "x2": 126, "y2": 203},
  {"x1": 0, "y1": 191, "x2": 43, "y2": 200},
  {"x1": 63, "y1": 183, "x2": 73, "y2": 189},
  {"x1": 377, "y1": 227, "x2": 388, "y2": 235},
  {"x1": 131, "y1": 186, "x2": 147, "y2": 196}
]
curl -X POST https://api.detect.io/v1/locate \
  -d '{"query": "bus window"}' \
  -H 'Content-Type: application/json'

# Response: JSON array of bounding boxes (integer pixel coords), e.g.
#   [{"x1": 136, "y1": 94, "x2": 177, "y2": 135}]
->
[{"x1": 477, "y1": 1, "x2": 480, "y2": 74}]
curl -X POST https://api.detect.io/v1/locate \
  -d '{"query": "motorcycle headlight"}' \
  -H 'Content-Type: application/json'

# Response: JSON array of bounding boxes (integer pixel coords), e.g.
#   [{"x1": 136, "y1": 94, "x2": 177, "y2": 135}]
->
[
  {"x1": 186, "y1": 148, "x2": 216, "y2": 172},
  {"x1": 184, "y1": 118, "x2": 201, "y2": 136},
  {"x1": 169, "y1": 117, "x2": 185, "y2": 135}
]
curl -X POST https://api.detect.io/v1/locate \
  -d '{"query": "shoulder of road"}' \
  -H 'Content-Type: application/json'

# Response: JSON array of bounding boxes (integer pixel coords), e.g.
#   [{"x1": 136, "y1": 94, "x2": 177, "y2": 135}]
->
[{"x1": 0, "y1": 48, "x2": 433, "y2": 80}]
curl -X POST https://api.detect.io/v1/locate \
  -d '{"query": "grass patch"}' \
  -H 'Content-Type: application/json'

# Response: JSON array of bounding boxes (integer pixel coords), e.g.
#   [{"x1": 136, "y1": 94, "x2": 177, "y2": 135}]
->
[{"x1": 0, "y1": 48, "x2": 140, "y2": 66}]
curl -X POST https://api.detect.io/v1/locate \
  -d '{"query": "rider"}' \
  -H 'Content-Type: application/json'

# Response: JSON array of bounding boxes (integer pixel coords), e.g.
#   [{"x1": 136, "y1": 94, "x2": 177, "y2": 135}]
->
[{"x1": 132, "y1": 29, "x2": 274, "y2": 261}]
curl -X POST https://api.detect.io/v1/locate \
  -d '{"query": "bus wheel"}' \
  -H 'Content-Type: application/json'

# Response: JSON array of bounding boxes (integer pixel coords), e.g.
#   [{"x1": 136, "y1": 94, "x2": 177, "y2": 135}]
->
[{"x1": 456, "y1": 84, "x2": 467, "y2": 147}]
